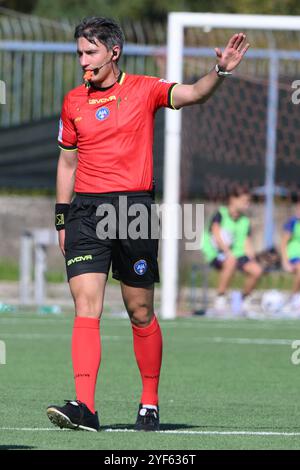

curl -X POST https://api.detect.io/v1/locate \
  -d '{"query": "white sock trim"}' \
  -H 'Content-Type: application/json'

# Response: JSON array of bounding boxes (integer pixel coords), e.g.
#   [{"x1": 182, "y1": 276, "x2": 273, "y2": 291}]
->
[{"x1": 141, "y1": 404, "x2": 158, "y2": 411}]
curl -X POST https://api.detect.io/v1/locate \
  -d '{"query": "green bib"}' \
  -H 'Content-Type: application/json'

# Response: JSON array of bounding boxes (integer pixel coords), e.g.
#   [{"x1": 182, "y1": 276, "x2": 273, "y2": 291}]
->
[
  {"x1": 287, "y1": 220, "x2": 300, "y2": 260},
  {"x1": 202, "y1": 206, "x2": 250, "y2": 262}
]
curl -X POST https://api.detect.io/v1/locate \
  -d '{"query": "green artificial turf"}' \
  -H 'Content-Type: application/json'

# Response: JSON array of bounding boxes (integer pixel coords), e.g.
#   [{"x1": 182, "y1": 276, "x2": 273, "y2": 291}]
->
[{"x1": 0, "y1": 313, "x2": 300, "y2": 450}]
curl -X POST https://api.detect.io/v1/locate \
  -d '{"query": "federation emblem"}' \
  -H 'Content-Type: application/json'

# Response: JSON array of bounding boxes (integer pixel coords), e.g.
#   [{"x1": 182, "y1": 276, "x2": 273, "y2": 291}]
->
[
  {"x1": 95, "y1": 106, "x2": 110, "y2": 121},
  {"x1": 134, "y1": 259, "x2": 148, "y2": 276}
]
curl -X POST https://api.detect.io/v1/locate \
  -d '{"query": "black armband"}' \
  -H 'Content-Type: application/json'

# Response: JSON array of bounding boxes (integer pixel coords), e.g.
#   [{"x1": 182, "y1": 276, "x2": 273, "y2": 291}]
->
[{"x1": 55, "y1": 203, "x2": 70, "y2": 231}]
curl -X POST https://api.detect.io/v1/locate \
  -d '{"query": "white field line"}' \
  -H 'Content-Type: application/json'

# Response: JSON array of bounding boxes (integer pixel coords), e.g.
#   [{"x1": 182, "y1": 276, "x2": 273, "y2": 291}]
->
[
  {"x1": 1, "y1": 317, "x2": 299, "y2": 331},
  {"x1": 0, "y1": 427, "x2": 61, "y2": 431},
  {"x1": 160, "y1": 320, "x2": 300, "y2": 330},
  {"x1": 0, "y1": 333, "x2": 122, "y2": 340},
  {"x1": 207, "y1": 337, "x2": 294, "y2": 345},
  {"x1": 0, "y1": 319, "x2": 71, "y2": 325},
  {"x1": 105, "y1": 429, "x2": 300, "y2": 437},
  {"x1": 0, "y1": 333, "x2": 297, "y2": 346},
  {"x1": 0, "y1": 427, "x2": 300, "y2": 437}
]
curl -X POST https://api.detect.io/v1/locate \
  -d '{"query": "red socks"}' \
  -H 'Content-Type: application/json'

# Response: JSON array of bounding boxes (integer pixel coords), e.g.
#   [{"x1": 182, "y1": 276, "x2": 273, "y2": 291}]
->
[
  {"x1": 71, "y1": 315, "x2": 162, "y2": 412},
  {"x1": 132, "y1": 315, "x2": 163, "y2": 406},
  {"x1": 71, "y1": 317, "x2": 101, "y2": 414}
]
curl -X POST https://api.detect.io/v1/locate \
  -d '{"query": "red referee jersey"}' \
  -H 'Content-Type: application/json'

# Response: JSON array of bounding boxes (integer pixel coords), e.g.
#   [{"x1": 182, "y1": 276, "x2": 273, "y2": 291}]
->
[{"x1": 58, "y1": 72, "x2": 178, "y2": 193}]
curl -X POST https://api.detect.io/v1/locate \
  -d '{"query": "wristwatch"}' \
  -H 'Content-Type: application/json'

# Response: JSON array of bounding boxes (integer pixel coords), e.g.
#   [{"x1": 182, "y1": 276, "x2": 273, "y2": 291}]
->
[{"x1": 215, "y1": 64, "x2": 232, "y2": 77}]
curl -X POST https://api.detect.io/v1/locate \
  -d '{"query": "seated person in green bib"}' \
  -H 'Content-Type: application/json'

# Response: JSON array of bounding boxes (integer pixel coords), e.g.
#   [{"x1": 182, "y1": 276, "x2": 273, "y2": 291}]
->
[
  {"x1": 202, "y1": 186, "x2": 262, "y2": 310},
  {"x1": 281, "y1": 191, "x2": 300, "y2": 310}
]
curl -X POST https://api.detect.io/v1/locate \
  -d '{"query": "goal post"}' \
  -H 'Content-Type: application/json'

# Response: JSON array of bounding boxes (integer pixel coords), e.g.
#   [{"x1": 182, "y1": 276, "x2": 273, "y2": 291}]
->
[{"x1": 161, "y1": 12, "x2": 300, "y2": 320}]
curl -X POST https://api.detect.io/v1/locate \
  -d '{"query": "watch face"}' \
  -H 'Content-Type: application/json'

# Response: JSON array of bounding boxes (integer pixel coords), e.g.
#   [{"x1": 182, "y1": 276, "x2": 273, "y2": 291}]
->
[{"x1": 215, "y1": 64, "x2": 222, "y2": 75}]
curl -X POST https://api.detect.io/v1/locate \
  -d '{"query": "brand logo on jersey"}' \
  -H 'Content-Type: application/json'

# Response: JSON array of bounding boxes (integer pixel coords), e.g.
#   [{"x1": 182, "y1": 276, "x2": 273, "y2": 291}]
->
[
  {"x1": 89, "y1": 95, "x2": 116, "y2": 105},
  {"x1": 95, "y1": 107, "x2": 110, "y2": 121},
  {"x1": 58, "y1": 118, "x2": 63, "y2": 142},
  {"x1": 134, "y1": 259, "x2": 148, "y2": 276},
  {"x1": 159, "y1": 78, "x2": 172, "y2": 84},
  {"x1": 74, "y1": 116, "x2": 82, "y2": 123}
]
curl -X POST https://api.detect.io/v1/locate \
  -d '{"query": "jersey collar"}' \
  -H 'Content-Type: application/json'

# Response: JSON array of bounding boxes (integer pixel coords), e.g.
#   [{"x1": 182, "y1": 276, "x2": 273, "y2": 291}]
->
[{"x1": 90, "y1": 71, "x2": 126, "y2": 92}]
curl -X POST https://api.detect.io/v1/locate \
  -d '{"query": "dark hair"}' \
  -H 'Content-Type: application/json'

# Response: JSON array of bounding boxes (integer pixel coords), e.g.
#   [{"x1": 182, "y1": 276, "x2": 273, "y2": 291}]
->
[
  {"x1": 227, "y1": 184, "x2": 250, "y2": 200},
  {"x1": 74, "y1": 17, "x2": 125, "y2": 59},
  {"x1": 291, "y1": 189, "x2": 300, "y2": 203}
]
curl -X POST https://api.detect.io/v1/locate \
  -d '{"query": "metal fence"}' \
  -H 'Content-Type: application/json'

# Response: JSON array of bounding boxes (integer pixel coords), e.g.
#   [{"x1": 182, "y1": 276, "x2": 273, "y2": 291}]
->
[
  {"x1": 0, "y1": 6, "x2": 166, "y2": 43},
  {"x1": 0, "y1": 7, "x2": 167, "y2": 127},
  {"x1": 1, "y1": 9, "x2": 300, "y2": 205},
  {"x1": 0, "y1": 40, "x2": 166, "y2": 127}
]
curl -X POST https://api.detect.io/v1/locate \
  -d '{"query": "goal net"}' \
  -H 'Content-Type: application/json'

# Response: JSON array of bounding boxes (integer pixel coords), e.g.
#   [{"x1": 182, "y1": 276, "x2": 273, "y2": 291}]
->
[{"x1": 161, "y1": 13, "x2": 300, "y2": 319}]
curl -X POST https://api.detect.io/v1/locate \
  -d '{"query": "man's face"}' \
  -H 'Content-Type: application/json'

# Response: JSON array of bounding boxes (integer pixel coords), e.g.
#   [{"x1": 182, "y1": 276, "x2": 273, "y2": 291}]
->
[{"x1": 77, "y1": 37, "x2": 114, "y2": 84}]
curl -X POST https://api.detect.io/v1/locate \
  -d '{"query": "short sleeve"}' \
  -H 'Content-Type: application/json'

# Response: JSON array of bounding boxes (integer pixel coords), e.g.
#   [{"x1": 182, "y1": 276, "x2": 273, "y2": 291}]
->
[
  {"x1": 146, "y1": 77, "x2": 179, "y2": 112},
  {"x1": 58, "y1": 94, "x2": 78, "y2": 150},
  {"x1": 209, "y1": 211, "x2": 222, "y2": 230},
  {"x1": 283, "y1": 217, "x2": 297, "y2": 233}
]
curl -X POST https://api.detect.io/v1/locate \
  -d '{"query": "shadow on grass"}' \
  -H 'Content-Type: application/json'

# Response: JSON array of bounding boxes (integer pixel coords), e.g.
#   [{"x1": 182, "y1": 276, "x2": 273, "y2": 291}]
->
[
  {"x1": 102, "y1": 423, "x2": 199, "y2": 431},
  {"x1": 102, "y1": 423, "x2": 300, "y2": 433},
  {"x1": 0, "y1": 445, "x2": 35, "y2": 449}
]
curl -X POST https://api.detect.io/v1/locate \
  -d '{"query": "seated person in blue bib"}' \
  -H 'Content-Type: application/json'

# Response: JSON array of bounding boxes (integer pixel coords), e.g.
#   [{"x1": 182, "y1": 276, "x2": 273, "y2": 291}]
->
[{"x1": 281, "y1": 190, "x2": 300, "y2": 309}]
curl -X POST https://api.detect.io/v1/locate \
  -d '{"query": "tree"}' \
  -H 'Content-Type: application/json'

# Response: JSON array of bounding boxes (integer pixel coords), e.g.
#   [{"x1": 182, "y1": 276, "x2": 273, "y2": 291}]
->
[
  {"x1": 0, "y1": 0, "x2": 38, "y2": 13},
  {"x1": 3, "y1": 0, "x2": 300, "y2": 22}
]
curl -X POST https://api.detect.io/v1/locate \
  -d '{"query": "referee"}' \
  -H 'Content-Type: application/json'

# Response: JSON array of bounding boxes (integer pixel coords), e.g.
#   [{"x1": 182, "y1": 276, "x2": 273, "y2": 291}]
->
[{"x1": 47, "y1": 17, "x2": 249, "y2": 432}]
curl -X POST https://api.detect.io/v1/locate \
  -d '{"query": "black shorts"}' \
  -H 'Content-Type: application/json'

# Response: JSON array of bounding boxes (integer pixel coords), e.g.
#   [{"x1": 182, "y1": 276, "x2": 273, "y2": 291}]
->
[
  {"x1": 210, "y1": 254, "x2": 251, "y2": 271},
  {"x1": 64, "y1": 192, "x2": 159, "y2": 287}
]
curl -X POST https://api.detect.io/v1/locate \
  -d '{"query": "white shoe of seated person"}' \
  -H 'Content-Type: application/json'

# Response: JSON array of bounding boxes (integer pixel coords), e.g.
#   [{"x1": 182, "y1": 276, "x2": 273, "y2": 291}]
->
[
  {"x1": 213, "y1": 294, "x2": 228, "y2": 310},
  {"x1": 282, "y1": 294, "x2": 300, "y2": 318},
  {"x1": 241, "y1": 294, "x2": 256, "y2": 315}
]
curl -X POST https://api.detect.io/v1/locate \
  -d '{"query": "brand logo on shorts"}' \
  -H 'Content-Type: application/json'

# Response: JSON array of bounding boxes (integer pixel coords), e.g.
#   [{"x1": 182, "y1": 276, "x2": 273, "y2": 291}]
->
[
  {"x1": 95, "y1": 106, "x2": 110, "y2": 121},
  {"x1": 134, "y1": 259, "x2": 148, "y2": 275},
  {"x1": 67, "y1": 255, "x2": 93, "y2": 266}
]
